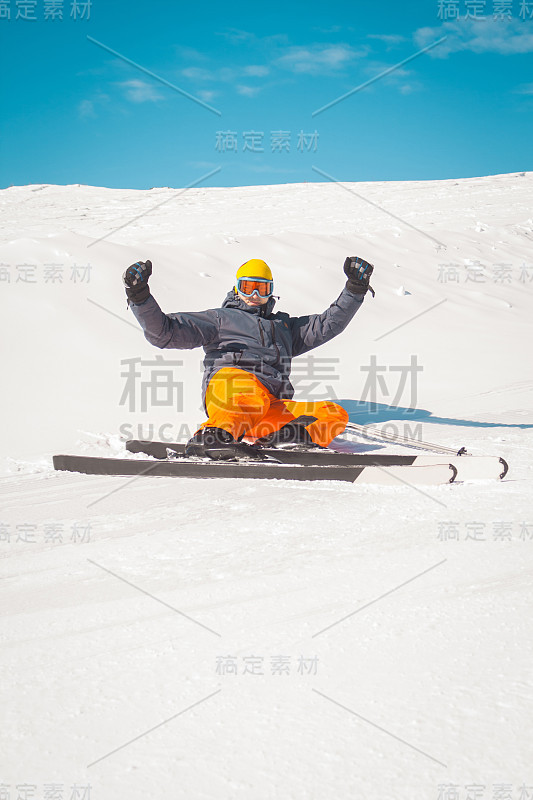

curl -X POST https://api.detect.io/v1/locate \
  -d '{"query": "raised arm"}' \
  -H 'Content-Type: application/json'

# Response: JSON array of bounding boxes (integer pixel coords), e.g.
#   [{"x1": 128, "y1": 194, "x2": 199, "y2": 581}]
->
[
  {"x1": 123, "y1": 260, "x2": 219, "y2": 350},
  {"x1": 289, "y1": 256, "x2": 374, "y2": 357}
]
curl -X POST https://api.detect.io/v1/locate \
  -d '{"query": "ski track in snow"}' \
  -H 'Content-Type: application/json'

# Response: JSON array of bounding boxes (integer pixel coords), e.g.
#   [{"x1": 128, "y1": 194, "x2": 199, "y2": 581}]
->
[{"x1": 1, "y1": 175, "x2": 532, "y2": 799}]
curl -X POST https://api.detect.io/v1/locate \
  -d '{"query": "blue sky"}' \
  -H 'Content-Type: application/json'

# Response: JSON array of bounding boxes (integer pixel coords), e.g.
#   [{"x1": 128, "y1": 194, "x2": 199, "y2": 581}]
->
[{"x1": 1, "y1": 0, "x2": 532, "y2": 189}]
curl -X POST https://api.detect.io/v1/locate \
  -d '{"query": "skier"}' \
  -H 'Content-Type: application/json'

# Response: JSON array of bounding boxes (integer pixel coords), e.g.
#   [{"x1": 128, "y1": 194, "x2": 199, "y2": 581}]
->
[{"x1": 123, "y1": 256, "x2": 374, "y2": 460}]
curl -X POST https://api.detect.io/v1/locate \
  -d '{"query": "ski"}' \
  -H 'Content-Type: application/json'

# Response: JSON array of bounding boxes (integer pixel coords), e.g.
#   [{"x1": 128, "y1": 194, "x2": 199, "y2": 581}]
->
[
  {"x1": 52, "y1": 454, "x2": 457, "y2": 486},
  {"x1": 125, "y1": 440, "x2": 509, "y2": 481}
]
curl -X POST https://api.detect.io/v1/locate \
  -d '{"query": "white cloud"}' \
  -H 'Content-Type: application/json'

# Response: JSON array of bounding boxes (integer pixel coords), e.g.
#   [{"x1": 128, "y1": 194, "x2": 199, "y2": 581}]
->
[
  {"x1": 398, "y1": 83, "x2": 421, "y2": 95},
  {"x1": 314, "y1": 25, "x2": 342, "y2": 34},
  {"x1": 515, "y1": 82, "x2": 533, "y2": 94},
  {"x1": 354, "y1": 60, "x2": 416, "y2": 93},
  {"x1": 363, "y1": 62, "x2": 412, "y2": 79},
  {"x1": 181, "y1": 66, "x2": 214, "y2": 81},
  {"x1": 414, "y1": 18, "x2": 533, "y2": 57},
  {"x1": 236, "y1": 85, "x2": 261, "y2": 97},
  {"x1": 197, "y1": 89, "x2": 218, "y2": 102},
  {"x1": 181, "y1": 63, "x2": 267, "y2": 96},
  {"x1": 215, "y1": 28, "x2": 256, "y2": 44},
  {"x1": 188, "y1": 160, "x2": 220, "y2": 169},
  {"x1": 77, "y1": 93, "x2": 110, "y2": 119},
  {"x1": 117, "y1": 80, "x2": 163, "y2": 103},
  {"x1": 275, "y1": 43, "x2": 364, "y2": 74},
  {"x1": 181, "y1": 66, "x2": 238, "y2": 82},
  {"x1": 78, "y1": 99, "x2": 95, "y2": 118},
  {"x1": 175, "y1": 46, "x2": 208, "y2": 62},
  {"x1": 219, "y1": 67, "x2": 237, "y2": 82},
  {"x1": 367, "y1": 33, "x2": 407, "y2": 45},
  {"x1": 244, "y1": 65, "x2": 269, "y2": 77}
]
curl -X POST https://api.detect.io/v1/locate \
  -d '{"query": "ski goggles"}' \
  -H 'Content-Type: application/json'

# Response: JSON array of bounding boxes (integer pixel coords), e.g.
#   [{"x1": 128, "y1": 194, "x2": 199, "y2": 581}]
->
[{"x1": 236, "y1": 278, "x2": 274, "y2": 298}]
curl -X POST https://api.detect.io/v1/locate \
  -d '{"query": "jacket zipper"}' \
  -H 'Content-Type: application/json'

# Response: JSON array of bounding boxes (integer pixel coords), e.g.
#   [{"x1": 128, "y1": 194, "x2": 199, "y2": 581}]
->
[
  {"x1": 270, "y1": 320, "x2": 281, "y2": 361},
  {"x1": 257, "y1": 319, "x2": 266, "y2": 346}
]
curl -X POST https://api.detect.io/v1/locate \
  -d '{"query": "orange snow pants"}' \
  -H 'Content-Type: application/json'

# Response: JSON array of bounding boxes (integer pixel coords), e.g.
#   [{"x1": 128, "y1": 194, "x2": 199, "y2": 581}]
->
[{"x1": 199, "y1": 367, "x2": 348, "y2": 447}]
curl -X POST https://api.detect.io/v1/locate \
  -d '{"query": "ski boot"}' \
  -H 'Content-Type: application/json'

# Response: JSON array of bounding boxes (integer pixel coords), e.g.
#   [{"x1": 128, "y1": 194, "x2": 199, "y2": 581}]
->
[
  {"x1": 185, "y1": 427, "x2": 267, "y2": 461},
  {"x1": 255, "y1": 419, "x2": 326, "y2": 451}
]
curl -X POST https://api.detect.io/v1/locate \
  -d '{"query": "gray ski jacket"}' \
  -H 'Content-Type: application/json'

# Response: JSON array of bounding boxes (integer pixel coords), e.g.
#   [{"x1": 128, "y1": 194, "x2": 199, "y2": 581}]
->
[{"x1": 130, "y1": 287, "x2": 365, "y2": 411}]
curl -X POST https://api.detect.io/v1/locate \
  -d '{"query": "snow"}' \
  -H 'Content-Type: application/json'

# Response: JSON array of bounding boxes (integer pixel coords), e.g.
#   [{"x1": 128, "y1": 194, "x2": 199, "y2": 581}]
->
[{"x1": 1, "y1": 173, "x2": 532, "y2": 799}]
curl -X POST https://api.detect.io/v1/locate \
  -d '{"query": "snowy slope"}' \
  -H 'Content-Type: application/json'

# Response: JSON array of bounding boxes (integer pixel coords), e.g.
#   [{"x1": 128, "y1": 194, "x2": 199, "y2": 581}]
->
[{"x1": 1, "y1": 174, "x2": 532, "y2": 800}]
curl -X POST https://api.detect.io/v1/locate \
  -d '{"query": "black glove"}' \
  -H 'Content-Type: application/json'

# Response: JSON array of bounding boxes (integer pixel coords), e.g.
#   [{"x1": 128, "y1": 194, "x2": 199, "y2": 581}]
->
[
  {"x1": 123, "y1": 260, "x2": 152, "y2": 305},
  {"x1": 343, "y1": 256, "x2": 375, "y2": 297}
]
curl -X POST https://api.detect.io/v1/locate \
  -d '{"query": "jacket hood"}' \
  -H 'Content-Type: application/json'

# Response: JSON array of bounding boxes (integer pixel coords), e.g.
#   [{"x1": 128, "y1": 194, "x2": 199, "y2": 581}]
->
[{"x1": 221, "y1": 289, "x2": 277, "y2": 317}]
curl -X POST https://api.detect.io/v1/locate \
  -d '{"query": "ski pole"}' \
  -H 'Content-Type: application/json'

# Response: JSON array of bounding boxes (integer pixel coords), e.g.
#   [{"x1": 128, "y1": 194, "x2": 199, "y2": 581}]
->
[{"x1": 344, "y1": 421, "x2": 467, "y2": 456}]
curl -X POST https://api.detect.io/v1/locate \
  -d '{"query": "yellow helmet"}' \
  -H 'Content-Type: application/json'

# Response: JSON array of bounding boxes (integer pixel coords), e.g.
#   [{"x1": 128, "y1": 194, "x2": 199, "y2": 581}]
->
[{"x1": 235, "y1": 259, "x2": 273, "y2": 284}]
